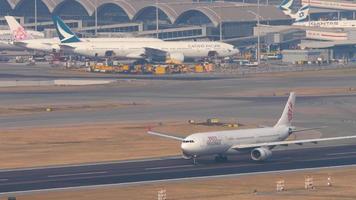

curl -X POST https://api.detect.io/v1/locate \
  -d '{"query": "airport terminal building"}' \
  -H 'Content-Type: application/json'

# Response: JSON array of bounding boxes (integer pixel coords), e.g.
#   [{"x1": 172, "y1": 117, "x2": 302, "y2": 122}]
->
[
  {"x1": 0, "y1": 0, "x2": 293, "y2": 40},
  {"x1": 1, "y1": 0, "x2": 356, "y2": 59}
]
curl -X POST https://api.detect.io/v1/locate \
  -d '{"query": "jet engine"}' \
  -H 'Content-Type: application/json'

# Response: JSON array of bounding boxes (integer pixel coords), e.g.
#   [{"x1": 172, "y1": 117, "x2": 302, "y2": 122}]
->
[
  {"x1": 167, "y1": 52, "x2": 184, "y2": 64},
  {"x1": 251, "y1": 147, "x2": 272, "y2": 161}
]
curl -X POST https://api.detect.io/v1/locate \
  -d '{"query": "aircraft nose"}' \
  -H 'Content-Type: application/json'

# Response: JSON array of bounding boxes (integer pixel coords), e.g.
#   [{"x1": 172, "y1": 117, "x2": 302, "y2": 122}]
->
[
  {"x1": 181, "y1": 140, "x2": 200, "y2": 157},
  {"x1": 181, "y1": 143, "x2": 190, "y2": 154}
]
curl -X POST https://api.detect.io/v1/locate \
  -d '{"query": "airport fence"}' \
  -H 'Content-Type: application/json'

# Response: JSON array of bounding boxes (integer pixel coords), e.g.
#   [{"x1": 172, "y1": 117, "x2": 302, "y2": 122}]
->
[{"x1": 216, "y1": 63, "x2": 356, "y2": 75}]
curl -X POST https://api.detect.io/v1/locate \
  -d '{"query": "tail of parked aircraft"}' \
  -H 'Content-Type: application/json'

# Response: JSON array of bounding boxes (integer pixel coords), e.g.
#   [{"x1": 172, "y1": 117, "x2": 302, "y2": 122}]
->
[
  {"x1": 280, "y1": 3, "x2": 310, "y2": 22},
  {"x1": 279, "y1": 0, "x2": 294, "y2": 11},
  {"x1": 275, "y1": 92, "x2": 296, "y2": 127},
  {"x1": 278, "y1": 0, "x2": 309, "y2": 22},
  {"x1": 294, "y1": 4, "x2": 310, "y2": 22},
  {"x1": 52, "y1": 16, "x2": 81, "y2": 43},
  {"x1": 4, "y1": 16, "x2": 33, "y2": 41}
]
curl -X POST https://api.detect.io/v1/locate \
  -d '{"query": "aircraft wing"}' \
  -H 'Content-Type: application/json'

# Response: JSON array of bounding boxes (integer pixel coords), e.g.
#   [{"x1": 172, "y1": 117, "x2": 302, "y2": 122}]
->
[
  {"x1": 126, "y1": 51, "x2": 145, "y2": 59},
  {"x1": 291, "y1": 126, "x2": 326, "y2": 133},
  {"x1": 13, "y1": 41, "x2": 28, "y2": 47},
  {"x1": 60, "y1": 44, "x2": 75, "y2": 49},
  {"x1": 143, "y1": 47, "x2": 168, "y2": 60},
  {"x1": 232, "y1": 135, "x2": 356, "y2": 149},
  {"x1": 147, "y1": 130, "x2": 184, "y2": 141}
]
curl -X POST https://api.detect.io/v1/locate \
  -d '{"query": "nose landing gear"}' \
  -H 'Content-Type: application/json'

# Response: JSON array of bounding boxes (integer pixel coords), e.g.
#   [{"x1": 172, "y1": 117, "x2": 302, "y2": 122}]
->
[{"x1": 193, "y1": 155, "x2": 198, "y2": 165}]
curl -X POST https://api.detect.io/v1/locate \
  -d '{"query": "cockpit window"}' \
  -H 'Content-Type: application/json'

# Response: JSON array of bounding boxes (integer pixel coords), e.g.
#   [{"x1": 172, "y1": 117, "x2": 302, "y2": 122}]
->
[{"x1": 182, "y1": 140, "x2": 195, "y2": 143}]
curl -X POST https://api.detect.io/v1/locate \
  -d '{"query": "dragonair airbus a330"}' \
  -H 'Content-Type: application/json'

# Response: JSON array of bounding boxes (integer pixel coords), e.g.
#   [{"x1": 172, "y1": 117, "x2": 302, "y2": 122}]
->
[{"x1": 149, "y1": 92, "x2": 356, "y2": 164}]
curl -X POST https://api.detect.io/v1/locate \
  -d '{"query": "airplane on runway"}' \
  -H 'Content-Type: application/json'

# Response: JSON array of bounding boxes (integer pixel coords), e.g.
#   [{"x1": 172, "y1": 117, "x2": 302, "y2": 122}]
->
[
  {"x1": 148, "y1": 92, "x2": 356, "y2": 164},
  {"x1": 52, "y1": 16, "x2": 239, "y2": 63},
  {"x1": 4, "y1": 16, "x2": 162, "y2": 53},
  {"x1": 279, "y1": 0, "x2": 356, "y2": 28}
]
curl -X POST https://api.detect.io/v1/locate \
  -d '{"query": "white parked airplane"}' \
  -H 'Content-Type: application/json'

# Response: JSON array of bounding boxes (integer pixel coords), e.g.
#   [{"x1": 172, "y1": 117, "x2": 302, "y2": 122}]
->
[
  {"x1": 280, "y1": 0, "x2": 356, "y2": 28},
  {"x1": 0, "y1": 17, "x2": 44, "y2": 51},
  {"x1": 53, "y1": 16, "x2": 239, "y2": 62},
  {"x1": 149, "y1": 92, "x2": 356, "y2": 164},
  {"x1": 4, "y1": 16, "x2": 162, "y2": 53}
]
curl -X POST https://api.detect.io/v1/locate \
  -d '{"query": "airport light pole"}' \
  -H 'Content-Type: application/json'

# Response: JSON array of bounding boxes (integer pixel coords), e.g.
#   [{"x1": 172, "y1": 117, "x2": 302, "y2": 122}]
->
[
  {"x1": 308, "y1": 0, "x2": 311, "y2": 26},
  {"x1": 34, "y1": 0, "x2": 37, "y2": 31},
  {"x1": 247, "y1": 8, "x2": 261, "y2": 65},
  {"x1": 156, "y1": 0, "x2": 159, "y2": 39},
  {"x1": 219, "y1": 4, "x2": 223, "y2": 41},
  {"x1": 257, "y1": 0, "x2": 260, "y2": 65},
  {"x1": 95, "y1": 0, "x2": 98, "y2": 37}
]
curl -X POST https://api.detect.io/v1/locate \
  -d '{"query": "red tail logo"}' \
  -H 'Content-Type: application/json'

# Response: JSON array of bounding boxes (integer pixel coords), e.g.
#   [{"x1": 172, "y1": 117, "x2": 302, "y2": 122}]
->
[
  {"x1": 287, "y1": 102, "x2": 293, "y2": 122},
  {"x1": 13, "y1": 27, "x2": 27, "y2": 40}
]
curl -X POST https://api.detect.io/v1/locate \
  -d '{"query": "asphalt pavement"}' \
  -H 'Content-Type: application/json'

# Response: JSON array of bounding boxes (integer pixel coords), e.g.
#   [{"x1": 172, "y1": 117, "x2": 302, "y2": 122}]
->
[{"x1": 1, "y1": 144, "x2": 356, "y2": 194}]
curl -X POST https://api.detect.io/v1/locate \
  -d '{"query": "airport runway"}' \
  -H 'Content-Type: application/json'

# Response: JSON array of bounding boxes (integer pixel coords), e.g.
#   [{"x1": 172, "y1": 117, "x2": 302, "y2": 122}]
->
[{"x1": 1, "y1": 144, "x2": 356, "y2": 194}]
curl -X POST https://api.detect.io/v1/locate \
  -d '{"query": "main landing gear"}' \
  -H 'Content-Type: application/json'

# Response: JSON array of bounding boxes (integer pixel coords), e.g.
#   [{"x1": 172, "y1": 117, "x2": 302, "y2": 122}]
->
[{"x1": 215, "y1": 155, "x2": 228, "y2": 163}]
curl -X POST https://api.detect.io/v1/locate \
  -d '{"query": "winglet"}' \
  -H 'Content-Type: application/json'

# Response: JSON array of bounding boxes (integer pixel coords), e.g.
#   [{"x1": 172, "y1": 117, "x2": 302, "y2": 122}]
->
[
  {"x1": 52, "y1": 16, "x2": 81, "y2": 43},
  {"x1": 275, "y1": 92, "x2": 296, "y2": 127},
  {"x1": 292, "y1": 126, "x2": 327, "y2": 133},
  {"x1": 147, "y1": 126, "x2": 152, "y2": 132}
]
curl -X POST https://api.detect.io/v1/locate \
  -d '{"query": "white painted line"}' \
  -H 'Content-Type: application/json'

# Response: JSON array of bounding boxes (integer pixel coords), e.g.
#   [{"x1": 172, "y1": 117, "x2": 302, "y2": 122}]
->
[
  {"x1": 2, "y1": 164, "x2": 356, "y2": 196},
  {"x1": 47, "y1": 171, "x2": 107, "y2": 178},
  {"x1": 0, "y1": 179, "x2": 8, "y2": 182},
  {"x1": 327, "y1": 151, "x2": 356, "y2": 156},
  {"x1": 145, "y1": 165, "x2": 194, "y2": 170},
  {"x1": 0, "y1": 144, "x2": 351, "y2": 173},
  {"x1": 0, "y1": 156, "x2": 182, "y2": 173}
]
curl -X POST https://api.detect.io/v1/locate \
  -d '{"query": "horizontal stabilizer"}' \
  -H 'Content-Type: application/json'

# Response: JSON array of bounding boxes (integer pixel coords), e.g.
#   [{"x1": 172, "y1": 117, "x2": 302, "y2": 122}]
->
[{"x1": 292, "y1": 126, "x2": 327, "y2": 133}]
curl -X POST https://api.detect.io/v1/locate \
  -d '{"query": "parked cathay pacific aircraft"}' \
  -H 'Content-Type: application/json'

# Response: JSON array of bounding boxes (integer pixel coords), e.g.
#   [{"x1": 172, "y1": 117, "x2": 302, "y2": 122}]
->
[
  {"x1": 53, "y1": 16, "x2": 239, "y2": 62},
  {"x1": 5, "y1": 16, "x2": 162, "y2": 53},
  {"x1": 149, "y1": 92, "x2": 356, "y2": 164}
]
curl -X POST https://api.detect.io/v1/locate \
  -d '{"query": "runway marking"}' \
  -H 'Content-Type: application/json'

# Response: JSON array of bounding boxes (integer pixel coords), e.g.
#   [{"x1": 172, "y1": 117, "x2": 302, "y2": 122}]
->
[
  {"x1": 4, "y1": 155, "x2": 356, "y2": 189},
  {"x1": 0, "y1": 145, "x2": 354, "y2": 173},
  {"x1": 145, "y1": 165, "x2": 194, "y2": 170},
  {"x1": 0, "y1": 156, "x2": 182, "y2": 173},
  {"x1": 2, "y1": 164, "x2": 356, "y2": 196},
  {"x1": 327, "y1": 151, "x2": 356, "y2": 156},
  {"x1": 47, "y1": 171, "x2": 107, "y2": 178}
]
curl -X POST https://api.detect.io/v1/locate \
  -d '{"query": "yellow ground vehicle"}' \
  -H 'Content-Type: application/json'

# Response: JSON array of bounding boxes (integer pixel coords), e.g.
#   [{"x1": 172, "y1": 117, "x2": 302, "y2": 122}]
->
[
  {"x1": 154, "y1": 65, "x2": 167, "y2": 75},
  {"x1": 194, "y1": 64, "x2": 204, "y2": 73}
]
